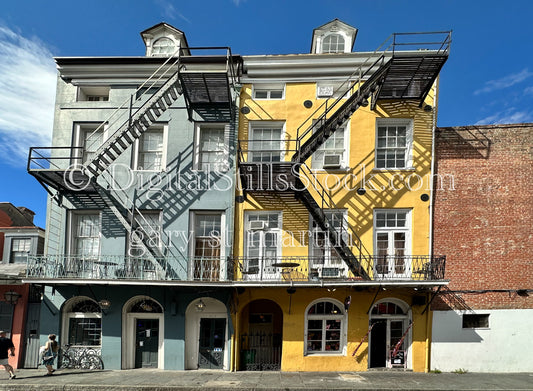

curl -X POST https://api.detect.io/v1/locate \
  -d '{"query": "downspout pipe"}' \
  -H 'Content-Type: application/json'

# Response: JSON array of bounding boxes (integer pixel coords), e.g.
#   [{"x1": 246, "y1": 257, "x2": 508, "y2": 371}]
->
[{"x1": 426, "y1": 79, "x2": 439, "y2": 373}]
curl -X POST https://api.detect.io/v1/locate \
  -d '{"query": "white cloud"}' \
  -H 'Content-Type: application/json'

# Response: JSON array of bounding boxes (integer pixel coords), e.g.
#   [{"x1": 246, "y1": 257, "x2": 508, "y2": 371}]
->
[
  {"x1": 232, "y1": 0, "x2": 247, "y2": 5},
  {"x1": 475, "y1": 108, "x2": 533, "y2": 125},
  {"x1": 0, "y1": 26, "x2": 56, "y2": 167},
  {"x1": 474, "y1": 68, "x2": 533, "y2": 95},
  {"x1": 154, "y1": 0, "x2": 191, "y2": 23},
  {"x1": 524, "y1": 86, "x2": 533, "y2": 95}
]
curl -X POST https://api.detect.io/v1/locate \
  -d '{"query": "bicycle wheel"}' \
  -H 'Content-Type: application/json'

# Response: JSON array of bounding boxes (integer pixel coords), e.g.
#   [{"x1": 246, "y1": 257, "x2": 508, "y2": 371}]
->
[
  {"x1": 79, "y1": 355, "x2": 104, "y2": 370},
  {"x1": 58, "y1": 353, "x2": 72, "y2": 369}
]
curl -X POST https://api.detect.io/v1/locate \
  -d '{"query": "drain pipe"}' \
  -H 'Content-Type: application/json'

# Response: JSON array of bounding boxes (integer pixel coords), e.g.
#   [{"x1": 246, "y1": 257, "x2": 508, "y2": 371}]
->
[{"x1": 425, "y1": 80, "x2": 439, "y2": 373}]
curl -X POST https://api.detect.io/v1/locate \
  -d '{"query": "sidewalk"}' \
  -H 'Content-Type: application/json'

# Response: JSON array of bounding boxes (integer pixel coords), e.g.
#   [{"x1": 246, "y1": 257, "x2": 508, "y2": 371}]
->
[{"x1": 0, "y1": 369, "x2": 532, "y2": 391}]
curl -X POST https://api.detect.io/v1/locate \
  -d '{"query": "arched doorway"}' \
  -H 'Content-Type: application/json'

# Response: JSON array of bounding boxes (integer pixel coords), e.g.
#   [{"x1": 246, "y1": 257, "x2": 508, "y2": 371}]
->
[
  {"x1": 239, "y1": 299, "x2": 282, "y2": 371},
  {"x1": 369, "y1": 299, "x2": 411, "y2": 369},
  {"x1": 122, "y1": 296, "x2": 164, "y2": 369},
  {"x1": 185, "y1": 297, "x2": 229, "y2": 370}
]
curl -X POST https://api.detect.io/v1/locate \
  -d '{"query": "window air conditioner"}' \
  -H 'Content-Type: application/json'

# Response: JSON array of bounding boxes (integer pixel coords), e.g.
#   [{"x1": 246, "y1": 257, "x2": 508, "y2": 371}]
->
[
  {"x1": 249, "y1": 221, "x2": 267, "y2": 230},
  {"x1": 323, "y1": 154, "x2": 342, "y2": 169},
  {"x1": 319, "y1": 267, "x2": 341, "y2": 278}
]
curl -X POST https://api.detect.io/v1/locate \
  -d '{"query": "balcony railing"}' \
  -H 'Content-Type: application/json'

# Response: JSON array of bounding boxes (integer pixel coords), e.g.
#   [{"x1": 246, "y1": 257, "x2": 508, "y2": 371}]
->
[
  {"x1": 26, "y1": 255, "x2": 225, "y2": 282},
  {"x1": 26, "y1": 255, "x2": 445, "y2": 283},
  {"x1": 231, "y1": 255, "x2": 446, "y2": 283}
]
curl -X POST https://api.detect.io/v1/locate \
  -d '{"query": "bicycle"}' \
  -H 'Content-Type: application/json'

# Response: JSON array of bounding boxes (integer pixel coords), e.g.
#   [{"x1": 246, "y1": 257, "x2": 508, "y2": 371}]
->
[{"x1": 59, "y1": 344, "x2": 104, "y2": 370}]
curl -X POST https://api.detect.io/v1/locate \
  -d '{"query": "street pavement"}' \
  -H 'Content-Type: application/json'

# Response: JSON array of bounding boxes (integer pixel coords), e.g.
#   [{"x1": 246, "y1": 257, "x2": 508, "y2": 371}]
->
[{"x1": 0, "y1": 369, "x2": 531, "y2": 390}]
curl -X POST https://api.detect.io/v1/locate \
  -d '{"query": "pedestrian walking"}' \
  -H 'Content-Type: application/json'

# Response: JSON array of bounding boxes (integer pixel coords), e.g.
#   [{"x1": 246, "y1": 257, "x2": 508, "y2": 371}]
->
[
  {"x1": 42, "y1": 334, "x2": 59, "y2": 376},
  {"x1": 0, "y1": 330, "x2": 16, "y2": 379}
]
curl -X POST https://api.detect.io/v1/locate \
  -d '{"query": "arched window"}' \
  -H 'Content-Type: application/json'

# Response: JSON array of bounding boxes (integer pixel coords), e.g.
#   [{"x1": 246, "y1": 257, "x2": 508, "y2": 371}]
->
[
  {"x1": 371, "y1": 301, "x2": 407, "y2": 315},
  {"x1": 305, "y1": 299, "x2": 346, "y2": 354},
  {"x1": 322, "y1": 34, "x2": 345, "y2": 54},
  {"x1": 63, "y1": 297, "x2": 102, "y2": 346},
  {"x1": 152, "y1": 37, "x2": 176, "y2": 56}
]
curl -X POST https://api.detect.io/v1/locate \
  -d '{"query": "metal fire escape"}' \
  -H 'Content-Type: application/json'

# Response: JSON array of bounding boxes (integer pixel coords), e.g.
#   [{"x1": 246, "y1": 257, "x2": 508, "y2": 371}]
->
[
  {"x1": 28, "y1": 48, "x2": 240, "y2": 271},
  {"x1": 239, "y1": 32, "x2": 451, "y2": 280}
]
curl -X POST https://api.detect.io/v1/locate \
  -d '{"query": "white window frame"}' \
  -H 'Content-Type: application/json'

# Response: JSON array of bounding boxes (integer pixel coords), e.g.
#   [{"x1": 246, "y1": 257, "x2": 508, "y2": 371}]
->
[
  {"x1": 193, "y1": 122, "x2": 230, "y2": 172},
  {"x1": 304, "y1": 298, "x2": 347, "y2": 356},
  {"x1": 9, "y1": 237, "x2": 32, "y2": 264},
  {"x1": 152, "y1": 37, "x2": 177, "y2": 56},
  {"x1": 189, "y1": 211, "x2": 226, "y2": 281},
  {"x1": 243, "y1": 211, "x2": 283, "y2": 280},
  {"x1": 128, "y1": 210, "x2": 163, "y2": 259},
  {"x1": 73, "y1": 122, "x2": 109, "y2": 166},
  {"x1": 373, "y1": 209, "x2": 412, "y2": 279},
  {"x1": 248, "y1": 121, "x2": 286, "y2": 163},
  {"x1": 319, "y1": 32, "x2": 348, "y2": 54},
  {"x1": 132, "y1": 124, "x2": 168, "y2": 171},
  {"x1": 374, "y1": 118, "x2": 414, "y2": 170},
  {"x1": 252, "y1": 84, "x2": 285, "y2": 100},
  {"x1": 308, "y1": 210, "x2": 349, "y2": 276},
  {"x1": 311, "y1": 120, "x2": 350, "y2": 170},
  {"x1": 61, "y1": 297, "x2": 102, "y2": 348},
  {"x1": 67, "y1": 211, "x2": 101, "y2": 258}
]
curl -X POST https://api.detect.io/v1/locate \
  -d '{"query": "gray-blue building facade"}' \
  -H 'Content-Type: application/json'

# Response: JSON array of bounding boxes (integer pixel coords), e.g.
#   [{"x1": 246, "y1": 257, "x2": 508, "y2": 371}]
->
[{"x1": 27, "y1": 23, "x2": 242, "y2": 370}]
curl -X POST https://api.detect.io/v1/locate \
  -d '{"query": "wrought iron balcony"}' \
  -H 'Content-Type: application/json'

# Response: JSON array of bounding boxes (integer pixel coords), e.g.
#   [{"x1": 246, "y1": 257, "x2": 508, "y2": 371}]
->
[
  {"x1": 26, "y1": 255, "x2": 227, "y2": 282},
  {"x1": 26, "y1": 254, "x2": 445, "y2": 284},
  {"x1": 231, "y1": 255, "x2": 446, "y2": 283}
]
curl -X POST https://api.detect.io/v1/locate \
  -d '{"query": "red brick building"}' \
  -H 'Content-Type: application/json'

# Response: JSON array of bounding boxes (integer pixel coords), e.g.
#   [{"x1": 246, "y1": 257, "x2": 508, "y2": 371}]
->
[{"x1": 430, "y1": 123, "x2": 533, "y2": 372}]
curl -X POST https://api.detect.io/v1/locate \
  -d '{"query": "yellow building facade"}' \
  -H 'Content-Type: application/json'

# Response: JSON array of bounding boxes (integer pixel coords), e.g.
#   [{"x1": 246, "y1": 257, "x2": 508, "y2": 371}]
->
[{"x1": 232, "y1": 20, "x2": 450, "y2": 372}]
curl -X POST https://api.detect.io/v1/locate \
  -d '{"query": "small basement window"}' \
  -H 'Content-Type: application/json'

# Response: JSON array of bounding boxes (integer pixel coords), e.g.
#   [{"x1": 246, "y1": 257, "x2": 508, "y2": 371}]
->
[
  {"x1": 462, "y1": 314, "x2": 489, "y2": 328},
  {"x1": 77, "y1": 86, "x2": 110, "y2": 102}
]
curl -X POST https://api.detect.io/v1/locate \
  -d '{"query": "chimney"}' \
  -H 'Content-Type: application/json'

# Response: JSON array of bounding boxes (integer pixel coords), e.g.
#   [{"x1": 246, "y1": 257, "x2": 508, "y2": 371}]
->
[{"x1": 17, "y1": 207, "x2": 35, "y2": 224}]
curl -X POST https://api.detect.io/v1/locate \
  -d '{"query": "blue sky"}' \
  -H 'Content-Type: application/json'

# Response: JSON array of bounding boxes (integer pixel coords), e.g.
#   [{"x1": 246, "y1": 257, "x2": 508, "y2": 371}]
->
[{"x1": 1, "y1": 0, "x2": 532, "y2": 228}]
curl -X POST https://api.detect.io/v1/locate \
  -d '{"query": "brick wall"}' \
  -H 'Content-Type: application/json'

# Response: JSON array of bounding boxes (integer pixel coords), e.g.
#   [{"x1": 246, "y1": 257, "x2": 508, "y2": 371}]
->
[{"x1": 432, "y1": 123, "x2": 533, "y2": 310}]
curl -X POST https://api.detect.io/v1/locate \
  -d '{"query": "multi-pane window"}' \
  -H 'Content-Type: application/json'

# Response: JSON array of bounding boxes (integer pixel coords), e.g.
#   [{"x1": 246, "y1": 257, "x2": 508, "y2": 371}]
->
[
  {"x1": 310, "y1": 211, "x2": 347, "y2": 272},
  {"x1": 311, "y1": 126, "x2": 347, "y2": 169},
  {"x1": 253, "y1": 85, "x2": 284, "y2": 99},
  {"x1": 374, "y1": 210, "x2": 410, "y2": 277},
  {"x1": 136, "y1": 127, "x2": 165, "y2": 170},
  {"x1": 249, "y1": 123, "x2": 284, "y2": 163},
  {"x1": 306, "y1": 300, "x2": 345, "y2": 354},
  {"x1": 66, "y1": 299, "x2": 102, "y2": 346},
  {"x1": 71, "y1": 213, "x2": 100, "y2": 257},
  {"x1": 322, "y1": 34, "x2": 345, "y2": 53},
  {"x1": 152, "y1": 37, "x2": 176, "y2": 56},
  {"x1": 375, "y1": 119, "x2": 413, "y2": 169},
  {"x1": 129, "y1": 211, "x2": 162, "y2": 258},
  {"x1": 193, "y1": 213, "x2": 222, "y2": 281},
  {"x1": 197, "y1": 124, "x2": 227, "y2": 171},
  {"x1": 10, "y1": 238, "x2": 31, "y2": 263},
  {"x1": 244, "y1": 212, "x2": 281, "y2": 279}
]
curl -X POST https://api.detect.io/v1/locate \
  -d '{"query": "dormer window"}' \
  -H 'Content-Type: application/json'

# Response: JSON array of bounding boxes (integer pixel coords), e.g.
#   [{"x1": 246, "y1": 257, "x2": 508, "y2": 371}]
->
[
  {"x1": 322, "y1": 34, "x2": 345, "y2": 54},
  {"x1": 141, "y1": 23, "x2": 190, "y2": 57},
  {"x1": 152, "y1": 37, "x2": 176, "y2": 56},
  {"x1": 311, "y1": 19, "x2": 358, "y2": 54}
]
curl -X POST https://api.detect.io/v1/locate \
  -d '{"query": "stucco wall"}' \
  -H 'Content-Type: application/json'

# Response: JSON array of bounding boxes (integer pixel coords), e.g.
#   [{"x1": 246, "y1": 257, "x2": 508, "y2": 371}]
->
[{"x1": 431, "y1": 309, "x2": 533, "y2": 372}]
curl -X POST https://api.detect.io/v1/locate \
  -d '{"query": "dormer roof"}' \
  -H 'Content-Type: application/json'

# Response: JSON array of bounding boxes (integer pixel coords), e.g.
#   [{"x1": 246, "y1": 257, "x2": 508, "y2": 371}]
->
[
  {"x1": 310, "y1": 19, "x2": 358, "y2": 54},
  {"x1": 140, "y1": 22, "x2": 191, "y2": 57}
]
